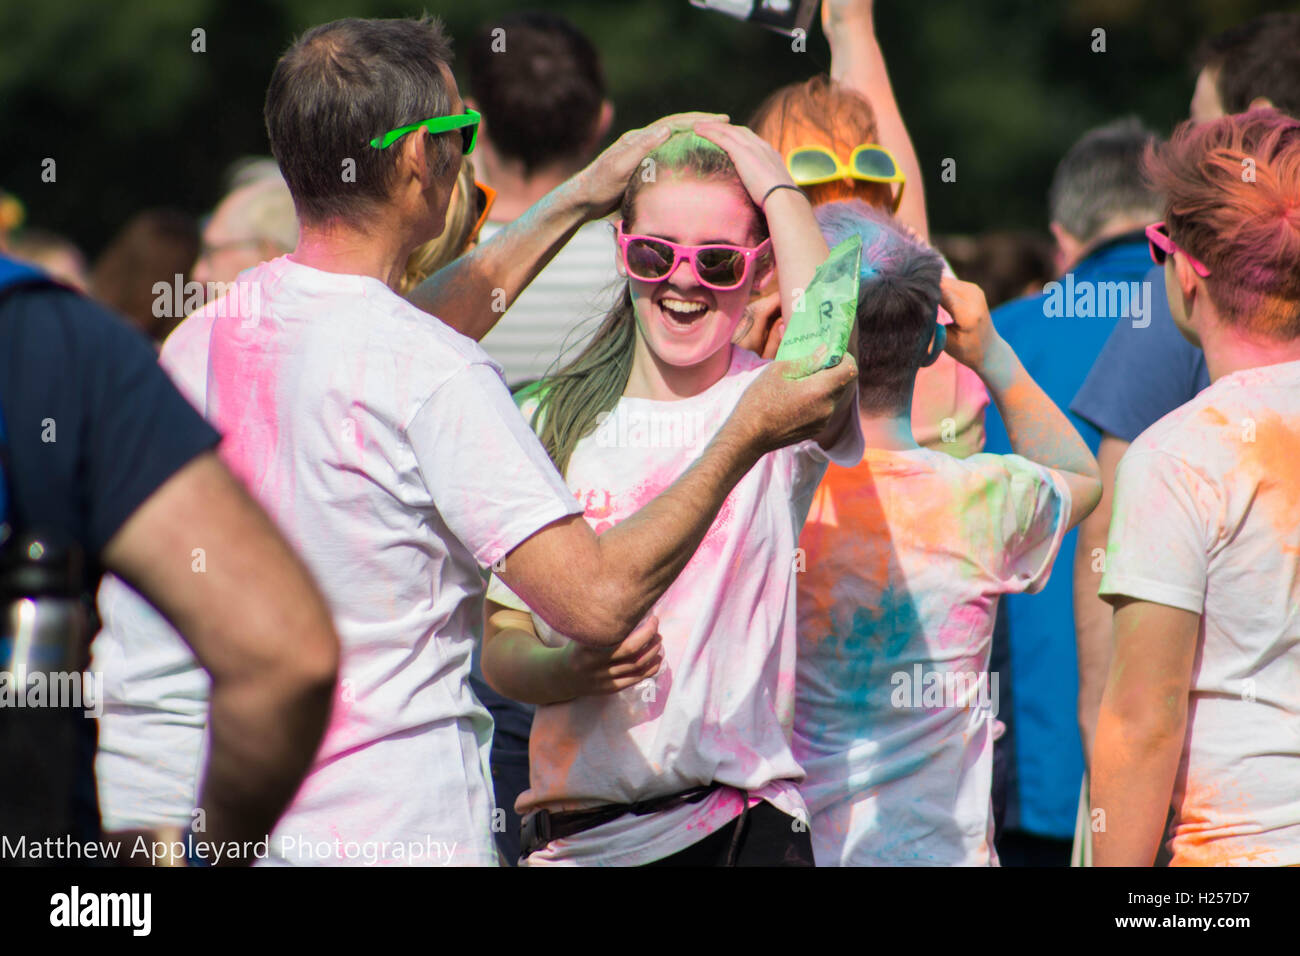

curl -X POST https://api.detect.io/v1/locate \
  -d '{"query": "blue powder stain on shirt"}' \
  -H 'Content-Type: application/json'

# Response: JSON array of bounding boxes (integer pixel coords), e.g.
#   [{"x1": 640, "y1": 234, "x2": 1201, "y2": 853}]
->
[
  {"x1": 801, "y1": 580, "x2": 922, "y2": 731},
  {"x1": 848, "y1": 586, "x2": 920, "y2": 689}
]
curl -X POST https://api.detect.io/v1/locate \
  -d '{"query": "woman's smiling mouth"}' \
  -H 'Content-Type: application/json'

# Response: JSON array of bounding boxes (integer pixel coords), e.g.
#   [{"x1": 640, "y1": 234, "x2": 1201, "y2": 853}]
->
[{"x1": 658, "y1": 296, "x2": 711, "y2": 331}]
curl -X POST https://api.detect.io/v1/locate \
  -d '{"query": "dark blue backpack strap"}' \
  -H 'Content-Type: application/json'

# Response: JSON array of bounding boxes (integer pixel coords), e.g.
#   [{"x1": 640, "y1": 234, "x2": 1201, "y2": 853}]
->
[
  {"x1": 0, "y1": 254, "x2": 51, "y2": 295},
  {"x1": 0, "y1": 388, "x2": 7, "y2": 527},
  {"x1": 0, "y1": 255, "x2": 59, "y2": 527}
]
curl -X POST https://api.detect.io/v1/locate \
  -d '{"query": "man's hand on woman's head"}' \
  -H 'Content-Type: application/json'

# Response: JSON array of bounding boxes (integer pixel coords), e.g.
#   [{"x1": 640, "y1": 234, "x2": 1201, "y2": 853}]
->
[
  {"x1": 694, "y1": 122, "x2": 800, "y2": 212},
  {"x1": 571, "y1": 112, "x2": 728, "y2": 220}
]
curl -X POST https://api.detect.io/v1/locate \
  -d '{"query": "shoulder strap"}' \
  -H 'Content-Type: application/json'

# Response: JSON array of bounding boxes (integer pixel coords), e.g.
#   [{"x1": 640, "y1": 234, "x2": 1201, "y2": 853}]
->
[
  {"x1": 0, "y1": 390, "x2": 7, "y2": 528},
  {"x1": 0, "y1": 254, "x2": 53, "y2": 297},
  {"x1": 0, "y1": 255, "x2": 58, "y2": 528}
]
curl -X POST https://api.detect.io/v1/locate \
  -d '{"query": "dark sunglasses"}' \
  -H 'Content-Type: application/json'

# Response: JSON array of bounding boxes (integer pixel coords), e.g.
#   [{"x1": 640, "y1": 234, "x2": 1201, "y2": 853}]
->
[
  {"x1": 1145, "y1": 221, "x2": 1211, "y2": 278},
  {"x1": 616, "y1": 225, "x2": 771, "y2": 291}
]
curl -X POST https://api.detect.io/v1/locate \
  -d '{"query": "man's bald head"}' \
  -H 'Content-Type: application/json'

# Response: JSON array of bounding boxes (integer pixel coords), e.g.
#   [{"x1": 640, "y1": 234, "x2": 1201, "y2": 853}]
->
[{"x1": 193, "y1": 173, "x2": 298, "y2": 287}]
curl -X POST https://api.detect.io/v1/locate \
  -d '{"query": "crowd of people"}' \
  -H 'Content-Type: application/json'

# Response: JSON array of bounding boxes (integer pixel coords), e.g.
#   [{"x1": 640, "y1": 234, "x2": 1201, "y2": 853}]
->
[{"x1": 2, "y1": 1, "x2": 1299, "y2": 868}]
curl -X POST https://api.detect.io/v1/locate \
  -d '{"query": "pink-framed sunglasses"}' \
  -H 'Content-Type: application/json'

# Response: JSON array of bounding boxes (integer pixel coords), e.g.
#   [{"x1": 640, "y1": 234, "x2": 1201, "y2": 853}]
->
[
  {"x1": 616, "y1": 223, "x2": 772, "y2": 291},
  {"x1": 1146, "y1": 221, "x2": 1211, "y2": 278}
]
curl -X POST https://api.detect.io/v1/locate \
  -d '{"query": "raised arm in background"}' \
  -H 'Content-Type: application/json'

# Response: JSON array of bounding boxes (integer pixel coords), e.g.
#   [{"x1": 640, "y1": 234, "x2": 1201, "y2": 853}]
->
[
  {"x1": 940, "y1": 276, "x2": 1101, "y2": 526},
  {"x1": 824, "y1": 0, "x2": 930, "y2": 239}
]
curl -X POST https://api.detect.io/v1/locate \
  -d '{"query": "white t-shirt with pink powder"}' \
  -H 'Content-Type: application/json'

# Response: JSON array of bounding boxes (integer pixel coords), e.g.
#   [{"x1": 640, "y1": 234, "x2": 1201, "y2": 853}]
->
[
  {"x1": 486, "y1": 346, "x2": 864, "y2": 866},
  {"x1": 93, "y1": 257, "x2": 582, "y2": 865},
  {"x1": 1101, "y1": 359, "x2": 1300, "y2": 867}
]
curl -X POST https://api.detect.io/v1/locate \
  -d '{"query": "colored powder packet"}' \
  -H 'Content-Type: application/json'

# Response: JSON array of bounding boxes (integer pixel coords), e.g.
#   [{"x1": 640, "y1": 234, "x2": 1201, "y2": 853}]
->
[{"x1": 774, "y1": 234, "x2": 863, "y2": 376}]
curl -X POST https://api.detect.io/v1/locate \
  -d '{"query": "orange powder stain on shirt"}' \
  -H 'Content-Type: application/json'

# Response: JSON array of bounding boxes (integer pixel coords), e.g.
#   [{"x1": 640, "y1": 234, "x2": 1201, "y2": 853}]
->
[
  {"x1": 1232, "y1": 413, "x2": 1300, "y2": 553},
  {"x1": 798, "y1": 460, "x2": 894, "y2": 648},
  {"x1": 1172, "y1": 772, "x2": 1281, "y2": 866},
  {"x1": 525, "y1": 707, "x2": 588, "y2": 812}
]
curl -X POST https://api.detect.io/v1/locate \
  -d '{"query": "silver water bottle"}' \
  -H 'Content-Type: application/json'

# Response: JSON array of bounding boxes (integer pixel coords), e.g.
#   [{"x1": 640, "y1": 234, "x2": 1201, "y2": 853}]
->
[{"x1": 0, "y1": 530, "x2": 91, "y2": 847}]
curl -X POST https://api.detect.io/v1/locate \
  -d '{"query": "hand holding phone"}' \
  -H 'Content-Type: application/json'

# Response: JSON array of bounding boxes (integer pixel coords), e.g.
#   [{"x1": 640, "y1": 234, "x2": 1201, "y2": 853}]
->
[{"x1": 690, "y1": 0, "x2": 821, "y2": 37}]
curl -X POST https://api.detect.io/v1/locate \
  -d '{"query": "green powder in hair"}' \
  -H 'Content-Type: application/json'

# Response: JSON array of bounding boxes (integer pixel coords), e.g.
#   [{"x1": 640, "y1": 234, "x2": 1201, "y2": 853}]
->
[{"x1": 646, "y1": 131, "x2": 729, "y2": 168}]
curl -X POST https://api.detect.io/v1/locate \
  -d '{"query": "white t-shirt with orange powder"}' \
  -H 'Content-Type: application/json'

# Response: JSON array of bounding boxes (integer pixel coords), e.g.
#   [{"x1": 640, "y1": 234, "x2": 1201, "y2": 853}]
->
[{"x1": 1101, "y1": 359, "x2": 1300, "y2": 866}]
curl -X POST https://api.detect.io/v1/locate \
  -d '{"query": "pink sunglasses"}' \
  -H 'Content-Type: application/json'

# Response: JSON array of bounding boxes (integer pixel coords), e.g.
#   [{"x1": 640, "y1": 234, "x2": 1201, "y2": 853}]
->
[
  {"x1": 1146, "y1": 221, "x2": 1211, "y2": 278},
  {"x1": 617, "y1": 224, "x2": 771, "y2": 291}
]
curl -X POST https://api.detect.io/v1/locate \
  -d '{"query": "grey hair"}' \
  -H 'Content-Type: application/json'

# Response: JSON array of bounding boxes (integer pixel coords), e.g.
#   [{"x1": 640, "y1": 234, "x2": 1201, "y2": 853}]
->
[{"x1": 1048, "y1": 117, "x2": 1162, "y2": 242}]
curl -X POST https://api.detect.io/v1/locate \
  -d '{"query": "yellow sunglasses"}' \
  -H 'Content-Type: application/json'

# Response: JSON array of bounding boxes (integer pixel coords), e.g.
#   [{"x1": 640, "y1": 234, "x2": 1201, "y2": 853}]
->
[{"x1": 786, "y1": 144, "x2": 906, "y2": 212}]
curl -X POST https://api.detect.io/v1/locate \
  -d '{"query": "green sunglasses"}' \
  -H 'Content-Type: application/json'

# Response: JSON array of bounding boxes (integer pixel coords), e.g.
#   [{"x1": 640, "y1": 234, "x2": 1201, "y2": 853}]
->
[{"x1": 369, "y1": 108, "x2": 481, "y2": 154}]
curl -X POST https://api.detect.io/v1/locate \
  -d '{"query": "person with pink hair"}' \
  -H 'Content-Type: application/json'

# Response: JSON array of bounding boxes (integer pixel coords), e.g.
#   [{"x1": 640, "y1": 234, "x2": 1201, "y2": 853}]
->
[{"x1": 1091, "y1": 108, "x2": 1300, "y2": 866}]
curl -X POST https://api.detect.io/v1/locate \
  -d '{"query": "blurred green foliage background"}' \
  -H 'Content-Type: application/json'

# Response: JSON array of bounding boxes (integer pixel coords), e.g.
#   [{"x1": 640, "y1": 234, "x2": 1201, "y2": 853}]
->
[{"x1": 0, "y1": 0, "x2": 1289, "y2": 255}]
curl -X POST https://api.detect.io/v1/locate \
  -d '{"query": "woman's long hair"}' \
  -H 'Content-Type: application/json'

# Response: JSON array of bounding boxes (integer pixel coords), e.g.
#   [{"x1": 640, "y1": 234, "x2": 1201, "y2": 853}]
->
[{"x1": 529, "y1": 132, "x2": 767, "y2": 475}]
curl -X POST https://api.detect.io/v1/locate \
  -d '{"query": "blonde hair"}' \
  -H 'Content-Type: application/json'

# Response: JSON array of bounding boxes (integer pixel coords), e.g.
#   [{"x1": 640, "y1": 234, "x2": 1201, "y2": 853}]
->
[{"x1": 400, "y1": 161, "x2": 480, "y2": 294}]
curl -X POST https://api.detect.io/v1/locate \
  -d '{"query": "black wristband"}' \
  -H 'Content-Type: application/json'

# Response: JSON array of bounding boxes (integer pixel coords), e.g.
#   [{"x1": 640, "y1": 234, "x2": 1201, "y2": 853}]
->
[{"x1": 761, "y1": 183, "x2": 805, "y2": 210}]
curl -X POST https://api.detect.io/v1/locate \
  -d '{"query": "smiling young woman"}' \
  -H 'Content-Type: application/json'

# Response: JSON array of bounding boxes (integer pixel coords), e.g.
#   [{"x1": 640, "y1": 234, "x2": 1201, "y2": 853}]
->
[{"x1": 477, "y1": 127, "x2": 865, "y2": 867}]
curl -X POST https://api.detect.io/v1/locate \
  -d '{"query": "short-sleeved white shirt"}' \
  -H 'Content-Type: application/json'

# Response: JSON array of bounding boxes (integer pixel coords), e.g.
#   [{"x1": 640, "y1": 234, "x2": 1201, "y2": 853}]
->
[
  {"x1": 477, "y1": 220, "x2": 619, "y2": 386},
  {"x1": 487, "y1": 346, "x2": 864, "y2": 866},
  {"x1": 92, "y1": 256, "x2": 581, "y2": 865},
  {"x1": 1101, "y1": 358, "x2": 1300, "y2": 867},
  {"x1": 794, "y1": 448, "x2": 1070, "y2": 865}
]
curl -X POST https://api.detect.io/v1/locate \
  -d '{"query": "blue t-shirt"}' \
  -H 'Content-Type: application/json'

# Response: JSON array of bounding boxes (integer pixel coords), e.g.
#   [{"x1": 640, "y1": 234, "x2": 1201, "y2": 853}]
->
[
  {"x1": 984, "y1": 234, "x2": 1152, "y2": 839},
  {"x1": 1070, "y1": 265, "x2": 1211, "y2": 441},
  {"x1": 0, "y1": 269, "x2": 220, "y2": 845}
]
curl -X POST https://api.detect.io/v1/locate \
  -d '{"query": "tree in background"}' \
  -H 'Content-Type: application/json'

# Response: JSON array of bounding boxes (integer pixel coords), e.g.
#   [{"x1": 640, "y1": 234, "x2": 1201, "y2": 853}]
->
[{"x1": 0, "y1": 0, "x2": 1284, "y2": 255}]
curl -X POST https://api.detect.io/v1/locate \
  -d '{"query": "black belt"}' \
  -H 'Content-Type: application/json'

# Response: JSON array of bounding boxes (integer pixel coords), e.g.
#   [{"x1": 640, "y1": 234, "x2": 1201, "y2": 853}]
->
[{"x1": 519, "y1": 783, "x2": 725, "y2": 861}]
